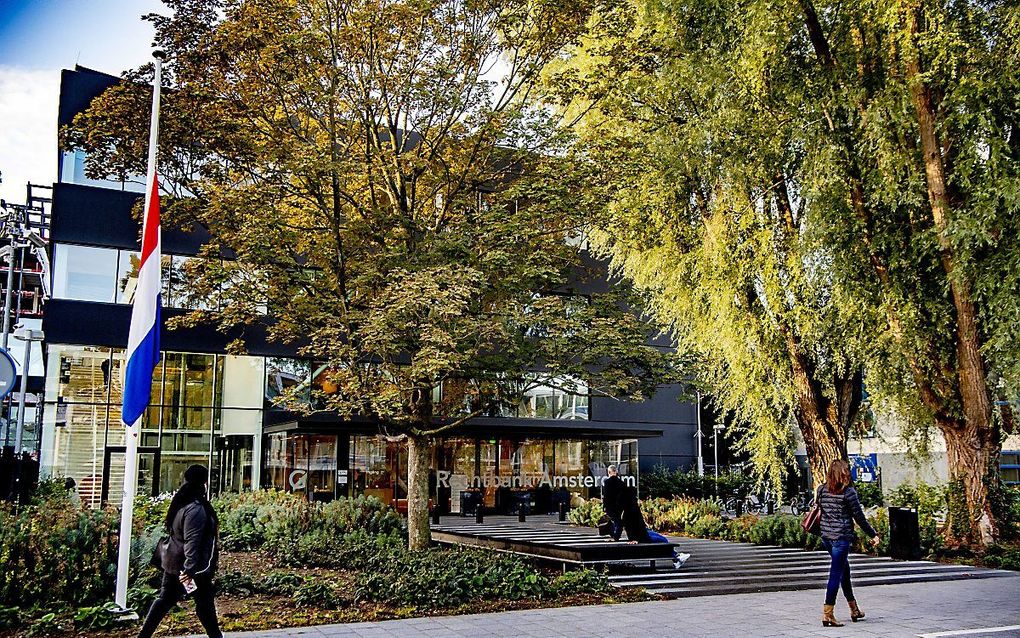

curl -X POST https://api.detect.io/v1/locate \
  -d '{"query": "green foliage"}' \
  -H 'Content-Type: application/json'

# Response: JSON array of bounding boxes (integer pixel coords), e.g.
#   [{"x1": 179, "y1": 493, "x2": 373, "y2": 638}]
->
[
  {"x1": 29, "y1": 478, "x2": 75, "y2": 506},
  {"x1": 641, "y1": 467, "x2": 755, "y2": 500},
  {"x1": 688, "y1": 514, "x2": 726, "y2": 538},
  {"x1": 889, "y1": 482, "x2": 949, "y2": 554},
  {"x1": 983, "y1": 545, "x2": 1020, "y2": 571},
  {"x1": 0, "y1": 606, "x2": 20, "y2": 629},
  {"x1": 130, "y1": 524, "x2": 165, "y2": 585},
  {"x1": 259, "y1": 572, "x2": 305, "y2": 596},
  {"x1": 567, "y1": 498, "x2": 605, "y2": 527},
  {"x1": 127, "y1": 584, "x2": 158, "y2": 615},
  {"x1": 0, "y1": 493, "x2": 119, "y2": 608},
  {"x1": 214, "y1": 490, "x2": 405, "y2": 557},
  {"x1": 133, "y1": 493, "x2": 173, "y2": 529},
  {"x1": 73, "y1": 602, "x2": 119, "y2": 630},
  {"x1": 641, "y1": 497, "x2": 722, "y2": 534},
  {"x1": 292, "y1": 580, "x2": 341, "y2": 609},
  {"x1": 549, "y1": 569, "x2": 612, "y2": 595},
  {"x1": 854, "y1": 482, "x2": 884, "y2": 509},
  {"x1": 216, "y1": 570, "x2": 258, "y2": 596},
  {"x1": 26, "y1": 613, "x2": 62, "y2": 637},
  {"x1": 356, "y1": 548, "x2": 549, "y2": 609}
]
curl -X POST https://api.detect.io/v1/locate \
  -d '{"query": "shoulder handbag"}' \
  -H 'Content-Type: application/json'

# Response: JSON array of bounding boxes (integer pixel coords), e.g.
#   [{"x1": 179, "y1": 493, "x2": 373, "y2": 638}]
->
[
  {"x1": 596, "y1": 514, "x2": 614, "y2": 536},
  {"x1": 801, "y1": 487, "x2": 822, "y2": 535},
  {"x1": 150, "y1": 534, "x2": 184, "y2": 570}
]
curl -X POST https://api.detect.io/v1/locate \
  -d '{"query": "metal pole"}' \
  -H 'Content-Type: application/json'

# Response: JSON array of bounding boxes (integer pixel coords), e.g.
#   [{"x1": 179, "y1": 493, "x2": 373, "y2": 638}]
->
[
  {"x1": 1, "y1": 238, "x2": 16, "y2": 350},
  {"x1": 12, "y1": 331, "x2": 31, "y2": 455},
  {"x1": 713, "y1": 426, "x2": 719, "y2": 489},
  {"x1": 696, "y1": 391, "x2": 704, "y2": 477},
  {"x1": 114, "y1": 51, "x2": 163, "y2": 613}
]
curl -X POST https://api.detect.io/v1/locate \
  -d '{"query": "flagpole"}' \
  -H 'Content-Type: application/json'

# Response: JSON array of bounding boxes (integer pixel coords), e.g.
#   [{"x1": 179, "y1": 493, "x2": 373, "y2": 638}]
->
[{"x1": 114, "y1": 49, "x2": 164, "y2": 614}]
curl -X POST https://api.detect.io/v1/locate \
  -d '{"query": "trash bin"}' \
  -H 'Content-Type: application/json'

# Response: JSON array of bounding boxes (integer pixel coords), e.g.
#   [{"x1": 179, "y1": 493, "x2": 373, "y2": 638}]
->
[{"x1": 887, "y1": 507, "x2": 922, "y2": 560}]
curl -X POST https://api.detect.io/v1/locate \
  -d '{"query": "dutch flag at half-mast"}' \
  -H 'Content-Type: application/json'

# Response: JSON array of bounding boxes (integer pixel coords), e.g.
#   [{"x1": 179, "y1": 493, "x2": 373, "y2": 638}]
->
[{"x1": 121, "y1": 173, "x2": 162, "y2": 426}]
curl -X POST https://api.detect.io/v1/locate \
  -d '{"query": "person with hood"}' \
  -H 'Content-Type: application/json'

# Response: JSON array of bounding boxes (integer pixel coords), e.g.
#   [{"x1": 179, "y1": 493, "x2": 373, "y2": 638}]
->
[
  {"x1": 138, "y1": 464, "x2": 222, "y2": 638},
  {"x1": 621, "y1": 485, "x2": 691, "y2": 569}
]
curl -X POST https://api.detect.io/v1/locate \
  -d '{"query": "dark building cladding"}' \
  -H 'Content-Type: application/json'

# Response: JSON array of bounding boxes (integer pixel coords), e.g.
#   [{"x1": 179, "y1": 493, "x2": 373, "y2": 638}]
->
[{"x1": 40, "y1": 66, "x2": 699, "y2": 513}]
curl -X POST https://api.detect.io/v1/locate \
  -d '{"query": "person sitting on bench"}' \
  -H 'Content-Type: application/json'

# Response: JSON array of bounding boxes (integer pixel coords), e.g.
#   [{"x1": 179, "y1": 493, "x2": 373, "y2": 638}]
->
[{"x1": 621, "y1": 485, "x2": 691, "y2": 569}]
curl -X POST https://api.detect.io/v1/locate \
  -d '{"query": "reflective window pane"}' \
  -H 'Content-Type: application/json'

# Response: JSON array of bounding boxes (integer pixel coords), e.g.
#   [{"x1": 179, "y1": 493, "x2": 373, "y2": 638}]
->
[
  {"x1": 53, "y1": 244, "x2": 117, "y2": 302},
  {"x1": 46, "y1": 345, "x2": 111, "y2": 404},
  {"x1": 265, "y1": 358, "x2": 311, "y2": 406}
]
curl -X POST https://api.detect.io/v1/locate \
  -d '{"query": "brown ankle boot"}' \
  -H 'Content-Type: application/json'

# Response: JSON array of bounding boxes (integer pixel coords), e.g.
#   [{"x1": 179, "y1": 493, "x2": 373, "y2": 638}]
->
[
  {"x1": 848, "y1": 599, "x2": 865, "y2": 622},
  {"x1": 822, "y1": 604, "x2": 845, "y2": 627}
]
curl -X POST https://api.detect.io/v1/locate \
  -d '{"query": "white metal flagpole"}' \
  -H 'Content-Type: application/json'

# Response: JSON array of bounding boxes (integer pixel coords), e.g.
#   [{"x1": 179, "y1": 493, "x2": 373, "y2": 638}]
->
[{"x1": 114, "y1": 49, "x2": 165, "y2": 614}]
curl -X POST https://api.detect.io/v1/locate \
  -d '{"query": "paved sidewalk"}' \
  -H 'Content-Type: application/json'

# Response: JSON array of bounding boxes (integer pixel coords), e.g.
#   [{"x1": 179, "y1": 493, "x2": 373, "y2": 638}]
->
[{"x1": 182, "y1": 574, "x2": 1020, "y2": 638}]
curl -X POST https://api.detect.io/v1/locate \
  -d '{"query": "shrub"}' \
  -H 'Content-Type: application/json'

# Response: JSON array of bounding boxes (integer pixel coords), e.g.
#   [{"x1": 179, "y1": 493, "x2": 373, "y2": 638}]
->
[
  {"x1": 292, "y1": 580, "x2": 340, "y2": 609},
  {"x1": 642, "y1": 497, "x2": 721, "y2": 534},
  {"x1": 549, "y1": 569, "x2": 612, "y2": 595},
  {"x1": 889, "y1": 482, "x2": 947, "y2": 554},
  {"x1": 130, "y1": 524, "x2": 165, "y2": 585},
  {"x1": 127, "y1": 584, "x2": 158, "y2": 615},
  {"x1": 214, "y1": 491, "x2": 404, "y2": 554},
  {"x1": 0, "y1": 494, "x2": 119, "y2": 608},
  {"x1": 642, "y1": 466, "x2": 754, "y2": 500},
  {"x1": 259, "y1": 572, "x2": 304, "y2": 596},
  {"x1": 0, "y1": 606, "x2": 21, "y2": 629},
  {"x1": 356, "y1": 547, "x2": 549, "y2": 609},
  {"x1": 133, "y1": 493, "x2": 173, "y2": 529},
  {"x1": 73, "y1": 603, "x2": 119, "y2": 630},
  {"x1": 567, "y1": 498, "x2": 605, "y2": 527},
  {"x1": 983, "y1": 545, "x2": 1020, "y2": 571},
  {"x1": 854, "y1": 482, "x2": 884, "y2": 508},
  {"x1": 689, "y1": 514, "x2": 726, "y2": 538},
  {"x1": 26, "y1": 613, "x2": 62, "y2": 636},
  {"x1": 216, "y1": 570, "x2": 258, "y2": 596}
]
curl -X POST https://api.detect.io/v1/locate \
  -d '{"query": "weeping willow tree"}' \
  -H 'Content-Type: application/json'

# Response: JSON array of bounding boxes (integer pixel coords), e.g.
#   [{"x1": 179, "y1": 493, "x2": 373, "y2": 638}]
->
[
  {"x1": 555, "y1": 0, "x2": 1020, "y2": 547},
  {"x1": 549, "y1": 4, "x2": 870, "y2": 490}
]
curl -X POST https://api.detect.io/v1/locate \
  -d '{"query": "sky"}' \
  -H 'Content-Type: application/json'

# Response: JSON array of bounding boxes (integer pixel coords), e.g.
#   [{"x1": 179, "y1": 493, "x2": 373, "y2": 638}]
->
[{"x1": 0, "y1": 0, "x2": 166, "y2": 204}]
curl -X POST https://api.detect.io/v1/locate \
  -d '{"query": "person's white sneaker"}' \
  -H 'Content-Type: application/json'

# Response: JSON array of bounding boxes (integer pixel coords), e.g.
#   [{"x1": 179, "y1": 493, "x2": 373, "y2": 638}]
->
[{"x1": 673, "y1": 553, "x2": 691, "y2": 569}]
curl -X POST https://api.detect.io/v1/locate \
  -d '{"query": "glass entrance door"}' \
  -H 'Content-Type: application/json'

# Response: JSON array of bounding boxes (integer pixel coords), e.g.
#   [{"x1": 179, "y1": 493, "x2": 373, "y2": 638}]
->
[{"x1": 101, "y1": 446, "x2": 161, "y2": 504}]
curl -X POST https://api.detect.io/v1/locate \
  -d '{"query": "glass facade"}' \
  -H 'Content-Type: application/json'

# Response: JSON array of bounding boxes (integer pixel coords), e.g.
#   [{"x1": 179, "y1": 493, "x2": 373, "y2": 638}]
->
[
  {"x1": 52, "y1": 243, "x2": 216, "y2": 310},
  {"x1": 41, "y1": 345, "x2": 262, "y2": 506}
]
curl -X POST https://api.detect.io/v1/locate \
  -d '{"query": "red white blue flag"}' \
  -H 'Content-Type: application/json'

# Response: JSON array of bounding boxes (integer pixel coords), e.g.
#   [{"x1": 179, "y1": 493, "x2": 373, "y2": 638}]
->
[{"x1": 121, "y1": 173, "x2": 162, "y2": 426}]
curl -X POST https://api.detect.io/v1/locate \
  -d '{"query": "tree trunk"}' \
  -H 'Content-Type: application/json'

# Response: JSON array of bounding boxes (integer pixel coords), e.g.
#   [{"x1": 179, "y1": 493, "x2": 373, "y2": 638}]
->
[
  {"x1": 938, "y1": 418, "x2": 1000, "y2": 547},
  {"x1": 904, "y1": 5, "x2": 1000, "y2": 548},
  {"x1": 785, "y1": 333, "x2": 860, "y2": 487},
  {"x1": 406, "y1": 433, "x2": 433, "y2": 551}
]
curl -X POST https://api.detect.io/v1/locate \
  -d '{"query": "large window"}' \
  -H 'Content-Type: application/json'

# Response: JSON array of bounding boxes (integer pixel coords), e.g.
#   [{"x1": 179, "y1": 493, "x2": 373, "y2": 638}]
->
[
  {"x1": 499, "y1": 376, "x2": 589, "y2": 420},
  {"x1": 42, "y1": 346, "x2": 262, "y2": 502},
  {"x1": 53, "y1": 243, "x2": 219, "y2": 309}
]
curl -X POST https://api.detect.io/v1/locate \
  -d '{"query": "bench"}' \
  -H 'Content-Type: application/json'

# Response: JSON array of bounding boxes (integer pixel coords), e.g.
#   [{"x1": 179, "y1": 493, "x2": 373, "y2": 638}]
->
[{"x1": 431, "y1": 526, "x2": 677, "y2": 570}]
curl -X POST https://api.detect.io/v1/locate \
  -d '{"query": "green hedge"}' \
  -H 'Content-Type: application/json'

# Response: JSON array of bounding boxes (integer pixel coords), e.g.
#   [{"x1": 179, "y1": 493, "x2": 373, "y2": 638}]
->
[
  {"x1": 641, "y1": 466, "x2": 755, "y2": 500},
  {"x1": 0, "y1": 493, "x2": 119, "y2": 608}
]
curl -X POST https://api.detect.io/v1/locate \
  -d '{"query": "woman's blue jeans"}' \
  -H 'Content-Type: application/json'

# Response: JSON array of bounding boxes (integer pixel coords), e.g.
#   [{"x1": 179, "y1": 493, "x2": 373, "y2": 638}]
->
[{"x1": 821, "y1": 539, "x2": 855, "y2": 605}]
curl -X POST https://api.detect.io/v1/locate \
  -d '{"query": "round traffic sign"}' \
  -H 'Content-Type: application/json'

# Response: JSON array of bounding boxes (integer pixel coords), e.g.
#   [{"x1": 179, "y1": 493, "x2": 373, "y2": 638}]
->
[{"x1": 0, "y1": 348, "x2": 17, "y2": 400}]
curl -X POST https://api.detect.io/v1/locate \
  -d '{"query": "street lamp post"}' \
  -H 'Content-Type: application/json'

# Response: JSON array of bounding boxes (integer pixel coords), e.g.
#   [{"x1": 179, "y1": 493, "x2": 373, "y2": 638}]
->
[
  {"x1": 11, "y1": 324, "x2": 43, "y2": 503},
  {"x1": 695, "y1": 391, "x2": 704, "y2": 477}
]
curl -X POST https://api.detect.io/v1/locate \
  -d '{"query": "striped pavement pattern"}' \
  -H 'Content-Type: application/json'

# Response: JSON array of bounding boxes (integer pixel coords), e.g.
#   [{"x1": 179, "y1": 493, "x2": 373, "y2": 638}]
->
[{"x1": 432, "y1": 516, "x2": 1016, "y2": 598}]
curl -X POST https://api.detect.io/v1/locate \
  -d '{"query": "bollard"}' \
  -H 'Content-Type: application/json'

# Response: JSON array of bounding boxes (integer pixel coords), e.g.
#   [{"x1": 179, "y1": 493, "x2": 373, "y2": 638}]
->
[
  {"x1": 475, "y1": 509, "x2": 484, "y2": 524},
  {"x1": 431, "y1": 508, "x2": 441, "y2": 525},
  {"x1": 735, "y1": 499, "x2": 743, "y2": 517},
  {"x1": 558, "y1": 502, "x2": 567, "y2": 522},
  {"x1": 766, "y1": 500, "x2": 774, "y2": 516},
  {"x1": 518, "y1": 505, "x2": 527, "y2": 523}
]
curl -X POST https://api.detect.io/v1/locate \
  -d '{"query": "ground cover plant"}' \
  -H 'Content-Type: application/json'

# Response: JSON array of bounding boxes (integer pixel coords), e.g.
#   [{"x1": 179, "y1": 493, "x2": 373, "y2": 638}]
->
[{"x1": 0, "y1": 489, "x2": 643, "y2": 637}]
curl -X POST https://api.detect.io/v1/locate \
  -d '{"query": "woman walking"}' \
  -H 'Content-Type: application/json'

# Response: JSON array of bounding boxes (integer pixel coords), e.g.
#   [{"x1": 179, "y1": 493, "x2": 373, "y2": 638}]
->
[
  {"x1": 139, "y1": 465, "x2": 222, "y2": 638},
  {"x1": 818, "y1": 460, "x2": 881, "y2": 627}
]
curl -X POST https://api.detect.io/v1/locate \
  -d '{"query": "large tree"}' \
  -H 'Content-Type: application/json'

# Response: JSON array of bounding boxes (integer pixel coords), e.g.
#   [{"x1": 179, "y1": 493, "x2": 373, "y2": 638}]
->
[
  {"x1": 550, "y1": 4, "x2": 869, "y2": 489},
  {"x1": 556, "y1": 0, "x2": 1020, "y2": 546},
  {"x1": 64, "y1": 0, "x2": 672, "y2": 549}
]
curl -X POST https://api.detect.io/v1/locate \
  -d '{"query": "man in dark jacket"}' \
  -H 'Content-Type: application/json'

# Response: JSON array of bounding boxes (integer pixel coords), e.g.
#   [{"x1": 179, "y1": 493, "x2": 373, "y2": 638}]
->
[
  {"x1": 138, "y1": 465, "x2": 222, "y2": 638},
  {"x1": 601, "y1": 465, "x2": 626, "y2": 541}
]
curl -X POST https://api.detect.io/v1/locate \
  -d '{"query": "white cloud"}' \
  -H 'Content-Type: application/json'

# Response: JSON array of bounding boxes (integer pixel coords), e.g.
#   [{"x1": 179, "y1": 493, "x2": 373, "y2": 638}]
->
[{"x1": 0, "y1": 66, "x2": 60, "y2": 205}]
